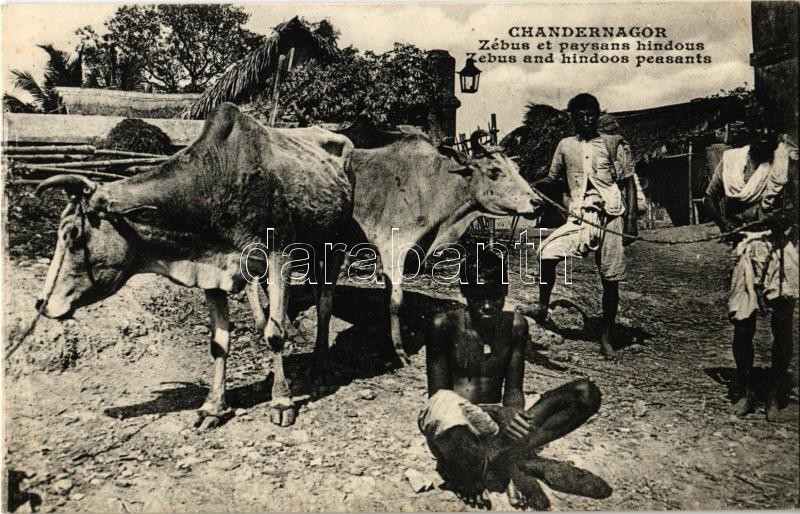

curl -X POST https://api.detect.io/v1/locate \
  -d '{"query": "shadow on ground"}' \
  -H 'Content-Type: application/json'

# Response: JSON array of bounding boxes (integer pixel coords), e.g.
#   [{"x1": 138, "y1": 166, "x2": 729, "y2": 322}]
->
[
  {"x1": 546, "y1": 298, "x2": 653, "y2": 353},
  {"x1": 104, "y1": 284, "x2": 460, "y2": 421}
]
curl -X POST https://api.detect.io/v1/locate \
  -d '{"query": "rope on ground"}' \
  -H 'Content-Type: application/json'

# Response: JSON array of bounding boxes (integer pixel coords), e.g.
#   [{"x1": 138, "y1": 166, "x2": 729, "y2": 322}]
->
[{"x1": 530, "y1": 187, "x2": 796, "y2": 245}]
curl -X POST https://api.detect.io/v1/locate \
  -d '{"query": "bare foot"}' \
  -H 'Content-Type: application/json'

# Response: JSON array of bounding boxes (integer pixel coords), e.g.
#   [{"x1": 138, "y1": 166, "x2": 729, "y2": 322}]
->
[
  {"x1": 599, "y1": 339, "x2": 619, "y2": 361},
  {"x1": 766, "y1": 395, "x2": 787, "y2": 423},
  {"x1": 394, "y1": 348, "x2": 411, "y2": 367},
  {"x1": 508, "y1": 465, "x2": 550, "y2": 510},
  {"x1": 733, "y1": 392, "x2": 755, "y2": 418},
  {"x1": 516, "y1": 303, "x2": 548, "y2": 324}
]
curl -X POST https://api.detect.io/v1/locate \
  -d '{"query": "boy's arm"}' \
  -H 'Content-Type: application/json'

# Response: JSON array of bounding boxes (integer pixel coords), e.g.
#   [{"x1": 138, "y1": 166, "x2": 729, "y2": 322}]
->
[
  {"x1": 426, "y1": 314, "x2": 453, "y2": 397},
  {"x1": 502, "y1": 314, "x2": 529, "y2": 409}
]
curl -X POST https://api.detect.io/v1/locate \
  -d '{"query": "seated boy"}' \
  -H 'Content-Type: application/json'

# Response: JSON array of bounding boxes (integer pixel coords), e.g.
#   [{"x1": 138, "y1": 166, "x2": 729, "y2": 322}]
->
[{"x1": 420, "y1": 248, "x2": 611, "y2": 509}]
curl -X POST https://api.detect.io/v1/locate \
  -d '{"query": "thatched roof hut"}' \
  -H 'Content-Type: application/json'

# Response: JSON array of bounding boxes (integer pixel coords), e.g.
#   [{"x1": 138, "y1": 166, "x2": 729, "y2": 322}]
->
[{"x1": 185, "y1": 17, "x2": 338, "y2": 120}]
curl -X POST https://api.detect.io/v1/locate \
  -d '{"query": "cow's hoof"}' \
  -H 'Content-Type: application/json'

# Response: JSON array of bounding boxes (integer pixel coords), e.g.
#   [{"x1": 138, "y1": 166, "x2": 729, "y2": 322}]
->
[
  {"x1": 194, "y1": 411, "x2": 230, "y2": 431},
  {"x1": 269, "y1": 399, "x2": 296, "y2": 427},
  {"x1": 195, "y1": 414, "x2": 224, "y2": 431},
  {"x1": 394, "y1": 349, "x2": 411, "y2": 367}
]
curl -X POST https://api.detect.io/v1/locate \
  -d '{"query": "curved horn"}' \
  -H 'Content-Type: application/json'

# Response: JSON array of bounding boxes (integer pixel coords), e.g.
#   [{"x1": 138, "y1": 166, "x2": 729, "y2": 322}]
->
[
  {"x1": 469, "y1": 129, "x2": 489, "y2": 158},
  {"x1": 35, "y1": 175, "x2": 97, "y2": 199}
]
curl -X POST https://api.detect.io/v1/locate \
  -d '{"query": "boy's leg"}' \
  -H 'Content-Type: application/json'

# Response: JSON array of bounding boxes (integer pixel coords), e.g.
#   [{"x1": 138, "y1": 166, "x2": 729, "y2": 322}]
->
[
  {"x1": 494, "y1": 380, "x2": 604, "y2": 506},
  {"x1": 431, "y1": 426, "x2": 491, "y2": 507},
  {"x1": 767, "y1": 298, "x2": 794, "y2": 421},
  {"x1": 732, "y1": 314, "x2": 757, "y2": 416},
  {"x1": 521, "y1": 379, "x2": 601, "y2": 451}
]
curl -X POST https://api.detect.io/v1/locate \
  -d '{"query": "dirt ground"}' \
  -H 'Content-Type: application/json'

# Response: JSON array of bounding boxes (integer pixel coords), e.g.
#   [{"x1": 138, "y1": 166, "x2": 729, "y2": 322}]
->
[{"x1": 3, "y1": 213, "x2": 799, "y2": 511}]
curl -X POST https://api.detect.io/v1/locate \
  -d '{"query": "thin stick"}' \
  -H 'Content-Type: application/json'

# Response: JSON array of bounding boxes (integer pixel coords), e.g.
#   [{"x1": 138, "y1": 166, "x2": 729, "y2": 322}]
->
[
  {"x1": 25, "y1": 157, "x2": 167, "y2": 170},
  {"x1": 94, "y1": 149, "x2": 169, "y2": 159},
  {"x1": 8, "y1": 154, "x2": 91, "y2": 162},
  {"x1": 2, "y1": 144, "x2": 95, "y2": 154},
  {"x1": 20, "y1": 165, "x2": 128, "y2": 180}
]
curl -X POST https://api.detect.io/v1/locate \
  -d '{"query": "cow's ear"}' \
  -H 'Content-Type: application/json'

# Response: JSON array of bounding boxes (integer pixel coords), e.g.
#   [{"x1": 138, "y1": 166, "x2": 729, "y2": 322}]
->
[{"x1": 437, "y1": 144, "x2": 471, "y2": 167}]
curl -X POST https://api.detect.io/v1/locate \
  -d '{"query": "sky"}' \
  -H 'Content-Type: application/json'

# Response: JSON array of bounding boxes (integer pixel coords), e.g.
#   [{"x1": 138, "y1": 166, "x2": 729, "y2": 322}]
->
[{"x1": 1, "y1": 1, "x2": 754, "y2": 137}]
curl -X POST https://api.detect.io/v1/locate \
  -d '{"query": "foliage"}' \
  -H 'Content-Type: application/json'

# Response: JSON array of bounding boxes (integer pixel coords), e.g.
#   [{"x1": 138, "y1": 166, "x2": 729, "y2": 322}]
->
[
  {"x1": 2, "y1": 94, "x2": 37, "y2": 113},
  {"x1": 102, "y1": 118, "x2": 172, "y2": 155},
  {"x1": 500, "y1": 103, "x2": 572, "y2": 181},
  {"x1": 4, "y1": 45, "x2": 82, "y2": 114},
  {"x1": 264, "y1": 43, "x2": 437, "y2": 127},
  {"x1": 77, "y1": 5, "x2": 263, "y2": 93},
  {"x1": 185, "y1": 16, "x2": 338, "y2": 119}
]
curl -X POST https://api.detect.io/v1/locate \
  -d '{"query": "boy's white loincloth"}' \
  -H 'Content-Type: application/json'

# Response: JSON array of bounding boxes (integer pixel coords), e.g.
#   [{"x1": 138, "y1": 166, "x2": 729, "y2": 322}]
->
[{"x1": 418, "y1": 389, "x2": 542, "y2": 442}]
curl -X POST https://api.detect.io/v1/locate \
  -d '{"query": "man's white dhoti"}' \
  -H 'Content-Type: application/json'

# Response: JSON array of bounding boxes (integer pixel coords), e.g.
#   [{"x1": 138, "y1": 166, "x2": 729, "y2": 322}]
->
[{"x1": 729, "y1": 231, "x2": 799, "y2": 320}]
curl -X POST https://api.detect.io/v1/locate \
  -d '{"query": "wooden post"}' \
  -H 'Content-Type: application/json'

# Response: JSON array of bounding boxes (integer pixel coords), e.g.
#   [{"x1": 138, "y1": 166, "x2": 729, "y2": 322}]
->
[
  {"x1": 268, "y1": 54, "x2": 287, "y2": 127},
  {"x1": 687, "y1": 140, "x2": 693, "y2": 225},
  {"x1": 489, "y1": 113, "x2": 498, "y2": 145},
  {"x1": 267, "y1": 47, "x2": 295, "y2": 128}
]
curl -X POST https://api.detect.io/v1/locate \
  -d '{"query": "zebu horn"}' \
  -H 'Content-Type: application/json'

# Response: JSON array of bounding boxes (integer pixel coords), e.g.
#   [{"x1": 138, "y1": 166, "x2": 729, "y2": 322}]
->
[
  {"x1": 35, "y1": 175, "x2": 97, "y2": 199},
  {"x1": 470, "y1": 129, "x2": 490, "y2": 158}
]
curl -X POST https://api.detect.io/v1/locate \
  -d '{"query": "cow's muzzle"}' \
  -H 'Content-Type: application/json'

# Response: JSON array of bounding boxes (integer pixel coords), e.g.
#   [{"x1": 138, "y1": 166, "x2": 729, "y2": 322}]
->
[{"x1": 35, "y1": 298, "x2": 74, "y2": 320}]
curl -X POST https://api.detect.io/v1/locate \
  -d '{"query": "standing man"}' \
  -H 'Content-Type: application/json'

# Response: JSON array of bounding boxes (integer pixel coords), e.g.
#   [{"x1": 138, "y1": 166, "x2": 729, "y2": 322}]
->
[
  {"x1": 521, "y1": 93, "x2": 639, "y2": 360},
  {"x1": 704, "y1": 103, "x2": 798, "y2": 422}
]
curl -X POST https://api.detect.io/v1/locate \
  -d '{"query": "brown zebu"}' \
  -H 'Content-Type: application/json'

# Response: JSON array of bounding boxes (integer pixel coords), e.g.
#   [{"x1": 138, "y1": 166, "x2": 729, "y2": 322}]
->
[
  {"x1": 35, "y1": 103, "x2": 354, "y2": 427},
  {"x1": 247, "y1": 131, "x2": 543, "y2": 365}
]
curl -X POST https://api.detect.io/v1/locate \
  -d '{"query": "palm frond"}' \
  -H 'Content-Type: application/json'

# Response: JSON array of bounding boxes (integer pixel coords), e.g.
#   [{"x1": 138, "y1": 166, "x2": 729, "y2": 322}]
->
[
  {"x1": 3, "y1": 94, "x2": 37, "y2": 113},
  {"x1": 11, "y1": 70, "x2": 49, "y2": 108},
  {"x1": 38, "y1": 44, "x2": 71, "y2": 89},
  {"x1": 185, "y1": 16, "x2": 338, "y2": 119},
  {"x1": 66, "y1": 45, "x2": 84, "y2": 87}
]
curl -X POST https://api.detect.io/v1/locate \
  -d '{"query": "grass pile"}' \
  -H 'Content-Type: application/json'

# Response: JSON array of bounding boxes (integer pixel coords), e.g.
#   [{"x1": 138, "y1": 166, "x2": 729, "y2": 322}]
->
[{"x1": 101, "y1": 118, "x2": 172, "y2": 155}]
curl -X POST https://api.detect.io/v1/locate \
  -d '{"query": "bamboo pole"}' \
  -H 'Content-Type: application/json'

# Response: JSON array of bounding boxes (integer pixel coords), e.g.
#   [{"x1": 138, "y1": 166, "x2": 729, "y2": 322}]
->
[
  {"x1": 24, "y1": 157, "x2": 168, "y2": 170},
  {"x1": 9, "y1": 154, "x2": 91, "y2": 162},
  {"x1": 2, "y1": 144, "x2": 95, "y2": 154},
  {"x1": 6, "y1": 179, "x2": 45, "y2": 186},
  {"x1": 268, "y1": 53, "x2": 288, "y2": 127},
  {"x1": 94, "y1": 149, "x2": 168, "y2": 159},
  {"x1": 687, "y1": 141, "x2": 693, "y2": 225},
  {"x1": 19, "y1": 165, "x2": 128, "y2": 180}
]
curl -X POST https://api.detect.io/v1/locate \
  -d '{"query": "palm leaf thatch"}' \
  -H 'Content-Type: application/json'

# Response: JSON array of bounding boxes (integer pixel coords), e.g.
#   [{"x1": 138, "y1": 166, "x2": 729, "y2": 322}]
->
[{"x1": 185, "y1": 16, "x2": 338, "y2": 119}]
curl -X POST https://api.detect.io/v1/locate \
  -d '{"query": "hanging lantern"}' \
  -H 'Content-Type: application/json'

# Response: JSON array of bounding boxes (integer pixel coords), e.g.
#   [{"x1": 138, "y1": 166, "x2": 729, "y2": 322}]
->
[{"x1": 458, "y1": 58, "x2": 481, "y2": 94}]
